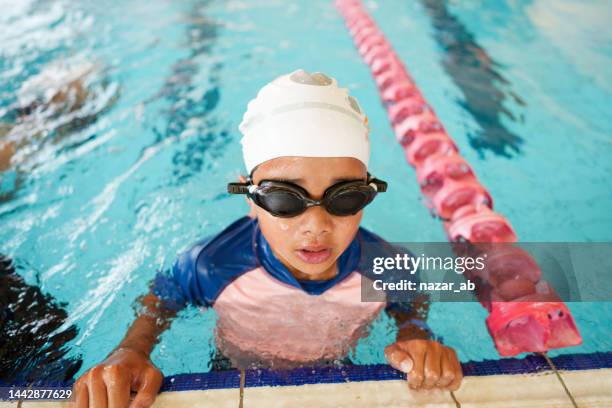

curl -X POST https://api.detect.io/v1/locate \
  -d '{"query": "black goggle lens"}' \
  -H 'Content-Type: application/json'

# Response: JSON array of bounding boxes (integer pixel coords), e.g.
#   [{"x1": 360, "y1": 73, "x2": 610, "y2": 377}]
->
[
  {"x1": 255, "y1": 189, "x2": 306, "y2": 217},
  {"x1": 326, "y1": 189, "x2": 371, "y2": 216}
]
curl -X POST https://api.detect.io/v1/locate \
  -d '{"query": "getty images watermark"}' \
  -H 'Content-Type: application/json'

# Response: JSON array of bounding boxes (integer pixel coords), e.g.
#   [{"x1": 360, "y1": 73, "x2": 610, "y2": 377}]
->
[
  {"x1": 359, "y1": 242, "x2": 612, "y2": 302},
  {"x1": 370, "y1": 253, "x2": 483, "y2": 292}
]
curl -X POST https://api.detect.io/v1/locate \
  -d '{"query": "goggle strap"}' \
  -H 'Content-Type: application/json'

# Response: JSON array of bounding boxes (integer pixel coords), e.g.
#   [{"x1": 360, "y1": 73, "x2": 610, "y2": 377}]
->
[
  {"x1": 227, "y1": 182, "x2": 251, "y2": 194},
  {"x1": 368, "y1": 177, "x2": 388, "y2": 192}
]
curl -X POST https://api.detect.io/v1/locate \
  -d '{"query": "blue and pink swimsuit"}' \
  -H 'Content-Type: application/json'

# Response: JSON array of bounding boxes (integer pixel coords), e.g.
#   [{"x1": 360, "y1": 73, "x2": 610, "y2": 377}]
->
[{"x1": 153, "y1": 216, "x2": 418, "y2": 366}]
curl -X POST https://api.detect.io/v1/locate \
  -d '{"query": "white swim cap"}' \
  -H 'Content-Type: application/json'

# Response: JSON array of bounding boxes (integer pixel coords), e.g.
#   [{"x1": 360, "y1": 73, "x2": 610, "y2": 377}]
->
[{"x1": 239, "y1": 69, "x2": 370, "y2": 175}]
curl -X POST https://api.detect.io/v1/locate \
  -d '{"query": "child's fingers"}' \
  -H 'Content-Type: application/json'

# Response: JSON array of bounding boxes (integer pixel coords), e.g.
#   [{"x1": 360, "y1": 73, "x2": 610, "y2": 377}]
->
[
  {"x1": 404, "y1": 341, "x2": 427, "y2": 389},
  {"x1": 422, "y1": 342, "x2": 443, "y2": 389},
  {"x1": 384, "y1": 343, "x2": 413, "y2": 373},
  {"x1": 130, "y1": 367, "x2": 163, "y2": 408},
  {"x1": 437, "y1": 347, "x2": 456, "y2": 389},
  {"x1": 87, "y1": 366, "x2": 109, "y2": 408},
  {"x1": 72, "y1": 377, "x2": 89, "y2": 408},
  {"x1": 102, "y1": 365, "x2": 131, "y2": 408},
  {"x1": 446, "y1": 348, "x2": 463, "y2": 391}
]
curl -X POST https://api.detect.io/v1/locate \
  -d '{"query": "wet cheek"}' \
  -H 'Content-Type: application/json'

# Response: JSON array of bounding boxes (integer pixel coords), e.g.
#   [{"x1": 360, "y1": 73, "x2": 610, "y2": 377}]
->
[
  {"x1": 260, "y1": 211, "x2": 299, "y2": 239},
  {"x1": 332, "y1": 215, "x2": 362, "y2": 244},
  {"x1": 335, "y1": 213, "x2": 362, "y2": 230},
  {"x1": 270, "y1": 220, "x2": 302, "y2": 258},
  {"x1": 268, "y1": 214, "x2": 295, "y2": 233}
]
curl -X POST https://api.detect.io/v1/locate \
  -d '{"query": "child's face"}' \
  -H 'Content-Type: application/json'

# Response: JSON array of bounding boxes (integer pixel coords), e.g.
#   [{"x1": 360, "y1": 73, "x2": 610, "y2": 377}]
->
[{"x1": 251, "y1": 156, "x2": 367, "y2": 280}]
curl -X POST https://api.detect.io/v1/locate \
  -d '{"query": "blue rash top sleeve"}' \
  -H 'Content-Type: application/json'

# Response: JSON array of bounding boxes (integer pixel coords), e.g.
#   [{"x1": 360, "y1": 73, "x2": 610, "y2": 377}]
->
[{"x1": 151, "y1": 238, "x2": 213, "y2": 311}]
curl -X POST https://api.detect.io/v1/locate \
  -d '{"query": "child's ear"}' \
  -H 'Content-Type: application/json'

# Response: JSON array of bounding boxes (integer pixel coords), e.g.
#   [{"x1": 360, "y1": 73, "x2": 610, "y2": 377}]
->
[{"x1": 238, "y1": 175, "x2": 257, "y2": 219}]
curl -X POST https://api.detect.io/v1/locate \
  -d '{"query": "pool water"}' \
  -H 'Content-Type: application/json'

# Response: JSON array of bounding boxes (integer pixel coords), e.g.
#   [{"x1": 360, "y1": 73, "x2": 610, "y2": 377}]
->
[{"x1": 0, "y1": 0, "x2": 611, "y2": 380}]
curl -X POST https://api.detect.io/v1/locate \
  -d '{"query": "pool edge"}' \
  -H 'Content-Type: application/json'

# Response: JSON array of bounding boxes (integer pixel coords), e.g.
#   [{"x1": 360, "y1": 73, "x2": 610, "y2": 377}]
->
[
  {"x1": 7, "y1": 368, "x2": 612, "y2": 408},
  {"x1": 3, "y1": 352, "x2": 611, "y2": 407}
]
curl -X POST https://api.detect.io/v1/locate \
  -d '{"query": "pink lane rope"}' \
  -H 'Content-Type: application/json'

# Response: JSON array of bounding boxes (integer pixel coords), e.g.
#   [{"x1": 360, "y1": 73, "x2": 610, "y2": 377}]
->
[{"x1": 335, "y1": 0, "x2": 581, "y2": 356}]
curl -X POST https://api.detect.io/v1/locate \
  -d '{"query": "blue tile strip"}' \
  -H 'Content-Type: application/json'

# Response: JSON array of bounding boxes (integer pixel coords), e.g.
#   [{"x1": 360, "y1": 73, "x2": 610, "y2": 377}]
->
[
  {"x1": 158, "y1": 351, "x2": 612, "y2": 392},
  {"x1": 2, "y1": 352, "x2": 609, "y2": 391}
]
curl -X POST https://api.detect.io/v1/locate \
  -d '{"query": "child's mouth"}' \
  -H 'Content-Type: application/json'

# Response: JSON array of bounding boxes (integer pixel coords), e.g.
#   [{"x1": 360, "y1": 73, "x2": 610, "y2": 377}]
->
[{"x1": 295, "y1": 247, "x2": 332, "y2": 264}]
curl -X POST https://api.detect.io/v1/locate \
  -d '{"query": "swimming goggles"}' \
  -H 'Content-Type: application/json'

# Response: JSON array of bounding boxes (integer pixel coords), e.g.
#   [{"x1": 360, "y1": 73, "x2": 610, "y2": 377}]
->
[{"x1": 227, "y1": 173, "x2": 387, "y2": 218}]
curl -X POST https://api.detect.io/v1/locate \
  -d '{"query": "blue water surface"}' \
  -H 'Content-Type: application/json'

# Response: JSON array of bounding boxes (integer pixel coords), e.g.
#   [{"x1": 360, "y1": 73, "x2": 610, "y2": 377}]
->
[{"x1": 0, "y1": 0, "x2": 610, "y2": 378}]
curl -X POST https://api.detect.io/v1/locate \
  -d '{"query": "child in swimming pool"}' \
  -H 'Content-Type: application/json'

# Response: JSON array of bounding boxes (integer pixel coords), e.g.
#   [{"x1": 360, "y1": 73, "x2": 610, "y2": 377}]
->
[{"x1": 71, "y1": 69, "x2": 463, "y2": 408}]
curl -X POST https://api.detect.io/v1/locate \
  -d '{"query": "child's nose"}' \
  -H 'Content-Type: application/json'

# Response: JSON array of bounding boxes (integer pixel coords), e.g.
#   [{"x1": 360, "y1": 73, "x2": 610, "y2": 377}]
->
[{"x1": 299, "y1": 205, "x2": 332, "y2": 237}]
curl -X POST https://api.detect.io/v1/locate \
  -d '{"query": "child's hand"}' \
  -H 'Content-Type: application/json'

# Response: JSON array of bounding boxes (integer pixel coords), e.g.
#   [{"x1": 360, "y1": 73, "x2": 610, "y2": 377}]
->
[
  {"x1": 71, "y1": 347, "x2": 163, "y2": 408},
  {"x1": 384, "y1": 339, "x2": 463, "y2": 391}
]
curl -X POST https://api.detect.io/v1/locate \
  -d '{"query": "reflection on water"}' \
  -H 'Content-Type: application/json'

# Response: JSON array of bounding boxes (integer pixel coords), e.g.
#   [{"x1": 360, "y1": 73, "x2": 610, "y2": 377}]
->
[
  {"x1": 420, "y1": 0, "x2": 525, "y2": 158},
  {"x1": 527, "y1": 0, "x2": 612, "y2": 93},
  {"x1": 149, "y1": 2, "x2": 231, "y2": 184}
]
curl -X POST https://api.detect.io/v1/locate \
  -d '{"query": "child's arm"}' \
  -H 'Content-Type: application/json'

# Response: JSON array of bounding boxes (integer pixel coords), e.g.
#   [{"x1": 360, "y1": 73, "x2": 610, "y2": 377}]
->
[
  {"x1": 387, "y1": 293, "x2": 432, "y2": 341},
  {"x1": 384, "y1": 295, "x2": 463, "y2": 391},
  {"x1": 115, "y1": 291, "x2": 176, "y2": 355},
  {"x1": 72, "y1": 291, "x2": 174, "y2": 408},
  {"x1": 71, "y1": 217, "x2": 252, "y2": 407}
]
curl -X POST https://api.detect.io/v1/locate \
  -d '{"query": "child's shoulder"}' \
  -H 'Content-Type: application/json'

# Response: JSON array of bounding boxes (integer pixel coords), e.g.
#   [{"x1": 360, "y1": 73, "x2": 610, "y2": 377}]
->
[
  {"x1": 177, "y1": 216, "x2": 257, "y2": 269},
  {"x1": 168, "y1": 216, "x2": 259, "y2": 305}
]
